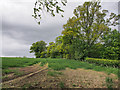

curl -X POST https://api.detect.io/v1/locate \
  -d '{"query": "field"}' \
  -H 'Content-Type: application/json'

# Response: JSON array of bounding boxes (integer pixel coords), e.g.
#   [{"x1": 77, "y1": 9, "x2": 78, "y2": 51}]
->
[{"x1": 1, "y1": 57, "x2": 119, "y2": 88}]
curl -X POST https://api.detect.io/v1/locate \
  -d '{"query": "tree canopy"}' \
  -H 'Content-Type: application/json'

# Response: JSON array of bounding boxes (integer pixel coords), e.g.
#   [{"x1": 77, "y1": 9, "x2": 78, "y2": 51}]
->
[
  {"x1": 32, "y1": 0, "x2": 67, "y2": 24},
  {"x1": 102, "y1": 29, "x2": 120, "y2": 60},
  {"x1": 30, "y1": 1, "x2": 120, "y2": 60},
  {"x1": 30, "y1": 40, "x2": 47, "y2": 58},
  {"x1": 33, "y1": 0, "x2": 120, "y2": 25},
  {"x1": 61, "y1": 1, "x2": 120, "y2": 59}
]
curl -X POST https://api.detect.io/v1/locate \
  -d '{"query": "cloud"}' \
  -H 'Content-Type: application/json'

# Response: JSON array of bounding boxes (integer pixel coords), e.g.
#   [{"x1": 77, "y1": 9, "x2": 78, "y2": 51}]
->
[
  {"x1": 2, "y1": 35, "x2": 31, "y2": 57},
  {"x1": 2, "y1": 20, "x2": 63, "y2": 44},
  {"x1": 1, "y1": 0, "x2": 119, "y2": 57},
  {"x1": 2, "y1": 19, "x2": 64, "y2": 57}
]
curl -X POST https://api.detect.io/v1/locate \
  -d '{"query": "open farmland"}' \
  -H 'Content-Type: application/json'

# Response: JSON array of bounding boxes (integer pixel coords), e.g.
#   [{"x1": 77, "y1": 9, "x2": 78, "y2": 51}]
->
[
  {"x1": 1, "y1": 57, "x2": 119, "y2": 88},
  {"x1": 2, "y1": 0, "x2": 120, "y2": 89}
]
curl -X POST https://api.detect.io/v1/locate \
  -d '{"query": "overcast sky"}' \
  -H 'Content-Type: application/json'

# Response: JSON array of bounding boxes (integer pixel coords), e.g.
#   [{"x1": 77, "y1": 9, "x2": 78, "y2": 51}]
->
[{"x1": 1, "y1": 0, "x2": 120, "y2": 58}]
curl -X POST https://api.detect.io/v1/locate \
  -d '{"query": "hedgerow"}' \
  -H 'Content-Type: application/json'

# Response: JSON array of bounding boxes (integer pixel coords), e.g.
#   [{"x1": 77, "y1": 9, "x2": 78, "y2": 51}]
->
[{"x1": 85, "y1": 58, "x2": 119, "y2": 68}]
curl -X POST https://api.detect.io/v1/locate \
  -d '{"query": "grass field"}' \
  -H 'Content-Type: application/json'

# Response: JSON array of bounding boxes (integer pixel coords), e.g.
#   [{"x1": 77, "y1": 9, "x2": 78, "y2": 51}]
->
[
  {"x1": 2, "y1": 57, "x2": 44, "y2": 69},
  {"x1": 2, "y1": 57, "x2": 118, "y2": 75}
]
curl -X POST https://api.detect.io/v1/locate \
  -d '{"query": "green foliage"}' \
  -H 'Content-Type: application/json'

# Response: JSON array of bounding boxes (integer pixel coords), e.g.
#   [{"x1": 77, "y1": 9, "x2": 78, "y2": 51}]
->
[
  {"x1": 59, "y1": 82, "x2": 65, "y2": 88},
  {"x1": 33, "y1": 0, "x2": 120, "y2": 25},
  {"x1": 65, "y1": 54, "x2": 70, "y2": 59},
  {"x1": 40, "y1": 51, "x2": 47, "y2": 58},
  {"x1": 102, "y1": 29, "x2": 120, "y2": 60},
  {"x1": 61, "y1": 1, "x2": 120, "y2": 60},
  {"x1": 33, "y1": 0, "x2": 67, "y2": 24},
  {"x1": 31, "y1": 1, "x2": 120, "y2": 61},
  {"x1": 30, "y1": 40, "x2": 47, "y2": 58},
  {"x1": 106, "y1": 77, "x2": 113, "y2": 89},
  {"x1": 46, "y1": 42, "x2": 55, "y2": 58},
  {"x1": 72, "y1": 84, "x2": 76, "y2": 87},
  {"x1": 86, "y1": 58, "x2": 119, "y2": 67},
  {"x1": 46, "y1": 37, "x2": 64, "y2": 58}
]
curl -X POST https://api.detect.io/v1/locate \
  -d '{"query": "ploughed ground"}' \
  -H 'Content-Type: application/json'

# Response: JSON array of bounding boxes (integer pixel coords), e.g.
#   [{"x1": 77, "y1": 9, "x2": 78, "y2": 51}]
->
[{"x1": 2, "y1": 63, "x2": 118, "y2": 88}]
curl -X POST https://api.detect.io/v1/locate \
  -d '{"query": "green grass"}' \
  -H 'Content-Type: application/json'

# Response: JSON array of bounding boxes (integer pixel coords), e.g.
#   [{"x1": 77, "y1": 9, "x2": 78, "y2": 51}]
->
[
  {"x1": 106, "y1": 77, "x2": 113, "y2": 88},
  {"x1": 22, "y1": 83, "x2": 32, "y2": 89},
  {"x1": 47, "y1": 71, "x2": 63, "y2": 76},
  {"x1": 72, "y1": 84, "x2": 76, "y2": 87},
  {"x1": 59, "y1": 82, "x2": 65, "y2": 88},
  {"x1": 41, "y1": 58, "x2": 118, "y2": 75},
  {"x1": 2, "y1": 57, "x2": 119, "y2": 75},
  {"x1": 2, "y1": 69, "x2": 24, "y2": 75},
  {"x1": 2, "y1": 69, "x2": 14, "y2": 74},
  {"x1": 2, "y1": 57, "x2": 45, "y2": 69},
  {"x1": 2, "y1": 75, "x2": 8, "y2": 79},
  {"x1": 2, "y1": 57, "x2": 44, "y2": 74}
]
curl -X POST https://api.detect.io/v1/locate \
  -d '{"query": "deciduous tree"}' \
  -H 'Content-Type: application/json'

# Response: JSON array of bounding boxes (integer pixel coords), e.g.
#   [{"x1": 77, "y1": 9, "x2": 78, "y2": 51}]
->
[
  {"x1": 30, "y1": 40, "x2": 47, "y2": 58},
  {"x1": 62, "y1": 1, "x2": 120, "y2": 60},
  {"x1": 102, "y1": 29, "x2": 120, "y2": 60}
]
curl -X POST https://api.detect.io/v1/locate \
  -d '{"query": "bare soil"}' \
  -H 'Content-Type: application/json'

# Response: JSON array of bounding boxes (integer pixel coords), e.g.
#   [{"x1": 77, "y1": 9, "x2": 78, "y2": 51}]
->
[
  {"x1": 61, "y1": 68, "x2": 118, "y2": 88},
  {"x1": 2, "y1": 64, "x2": 118, "y2": 88}
]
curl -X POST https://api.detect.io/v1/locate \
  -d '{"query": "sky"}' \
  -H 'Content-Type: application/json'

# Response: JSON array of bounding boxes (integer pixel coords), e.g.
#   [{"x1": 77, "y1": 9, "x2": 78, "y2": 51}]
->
[{"x1": 1, "y1": 0, "x2": 120, "y2": 58}]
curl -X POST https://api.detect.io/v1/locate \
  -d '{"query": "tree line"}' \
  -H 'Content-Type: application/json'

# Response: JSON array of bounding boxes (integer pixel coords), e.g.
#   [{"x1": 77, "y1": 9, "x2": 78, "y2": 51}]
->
[{"x1": 30, "y1": 1, "x2": 120, "y2": 60}]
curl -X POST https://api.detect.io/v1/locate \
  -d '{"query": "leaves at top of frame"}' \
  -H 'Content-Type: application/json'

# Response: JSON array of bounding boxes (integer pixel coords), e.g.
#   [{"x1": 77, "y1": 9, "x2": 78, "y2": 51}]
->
[{"x1": 32, "y1": 0, "x2": 67, "y2": 25}]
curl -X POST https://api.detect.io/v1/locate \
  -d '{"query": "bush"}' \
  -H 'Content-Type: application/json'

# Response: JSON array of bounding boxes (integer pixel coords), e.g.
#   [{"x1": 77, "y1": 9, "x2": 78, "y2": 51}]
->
[
  {"x1": 85, "y1": 58, "x2": 119, "y2": 67},
  {"x1": 66, "y1": 54, "x2": 70, "y2": 59}
]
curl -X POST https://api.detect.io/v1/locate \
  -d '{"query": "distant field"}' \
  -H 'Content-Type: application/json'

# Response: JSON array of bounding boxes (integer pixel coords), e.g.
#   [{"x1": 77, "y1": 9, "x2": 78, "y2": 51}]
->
[
  {"x1": 2, "y1": 57, "x2": 118, "y2": 75},
  {"x1": 2, "y1": 57, "x2": 44, "y2": 69}
]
